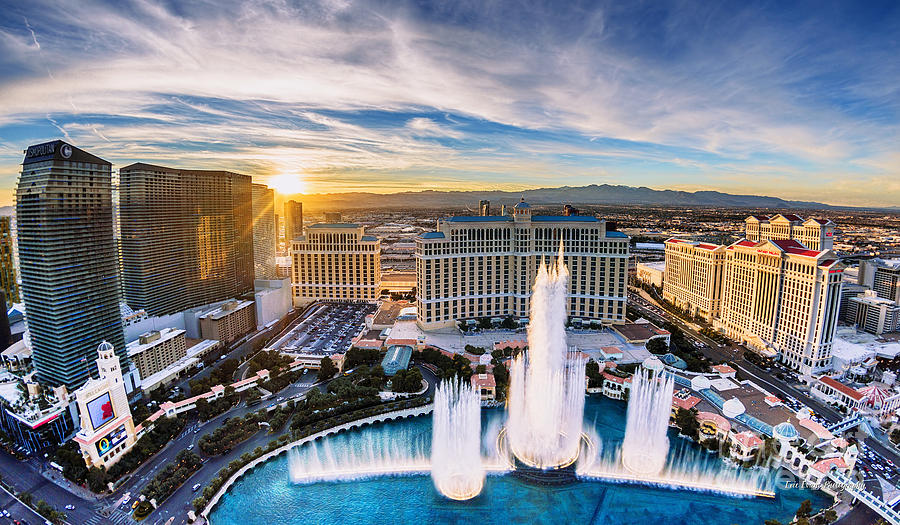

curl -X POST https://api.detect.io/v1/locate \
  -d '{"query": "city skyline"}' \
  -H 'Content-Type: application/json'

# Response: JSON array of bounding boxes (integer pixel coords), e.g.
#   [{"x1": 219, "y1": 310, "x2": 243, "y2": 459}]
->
[{"x1": 1, "y1": 1, "x2": 898, "y2": 208}]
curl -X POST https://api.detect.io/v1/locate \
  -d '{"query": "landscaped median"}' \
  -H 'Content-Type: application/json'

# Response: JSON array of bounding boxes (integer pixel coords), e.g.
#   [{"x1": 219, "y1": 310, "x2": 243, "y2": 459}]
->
[{"x1": 194, "y1": 396, "x2": 433, "y2": 520}]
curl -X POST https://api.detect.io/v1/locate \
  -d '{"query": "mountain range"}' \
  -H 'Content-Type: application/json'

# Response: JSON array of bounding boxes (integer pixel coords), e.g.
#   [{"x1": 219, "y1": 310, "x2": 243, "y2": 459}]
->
[{"x1": 291, "y1": 184, "x2": 837, "y2": 211}]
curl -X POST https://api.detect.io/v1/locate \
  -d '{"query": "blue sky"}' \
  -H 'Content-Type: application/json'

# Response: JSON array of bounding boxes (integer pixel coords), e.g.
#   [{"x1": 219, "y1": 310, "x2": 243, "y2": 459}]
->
[{"x1": 0, "y1": 0, "x2": 898, "y2": 206}]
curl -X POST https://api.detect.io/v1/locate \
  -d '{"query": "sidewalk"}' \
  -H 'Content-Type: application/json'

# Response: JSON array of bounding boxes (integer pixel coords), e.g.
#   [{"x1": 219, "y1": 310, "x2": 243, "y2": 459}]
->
[{"x1": 41, "y1": 467, "x2": 103, "y2": 502}]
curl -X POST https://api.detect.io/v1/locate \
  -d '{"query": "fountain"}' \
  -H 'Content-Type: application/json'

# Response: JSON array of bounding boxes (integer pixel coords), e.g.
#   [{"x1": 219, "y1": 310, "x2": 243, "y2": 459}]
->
[
  {"x1": 288, "y1": 427, "x2": 430, "y2": 483},
  {"x1": 501, "y1": 248, "x2": 588, "y2": 482},
  {"x1": 621, "y1": 360, "x2": 675, "y2": 476},
  {"x1": 431, "y1": 379, "x2": 485, "y2": 500}
]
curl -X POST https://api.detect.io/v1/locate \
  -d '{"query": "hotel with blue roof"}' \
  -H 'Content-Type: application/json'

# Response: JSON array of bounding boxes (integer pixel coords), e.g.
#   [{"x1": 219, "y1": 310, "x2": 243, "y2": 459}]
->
[{"x1": 415, "y1": 198, "x2": 629, "y2": 330}]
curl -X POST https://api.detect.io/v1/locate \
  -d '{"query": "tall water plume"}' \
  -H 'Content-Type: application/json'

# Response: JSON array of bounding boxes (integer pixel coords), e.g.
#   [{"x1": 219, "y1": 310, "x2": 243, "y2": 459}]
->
[
  {"x1": 431, "y1": 378, "x2": 485, "y2": 500},
  {"x1": 506, "y1": 247, "x2": 586, "y2": 469},
  {"x1": 621, "y1": 366, "x2": 676, "y2": 476}
]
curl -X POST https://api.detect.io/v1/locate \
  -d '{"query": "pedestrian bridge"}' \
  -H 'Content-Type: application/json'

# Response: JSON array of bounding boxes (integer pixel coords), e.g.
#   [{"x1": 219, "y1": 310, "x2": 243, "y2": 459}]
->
[
  {"x1": 827, "y1": 415, "x2": 862, "y2": 434},
  {"x1": 828, "y1": 468, "x2": 900, "y2": 525}
]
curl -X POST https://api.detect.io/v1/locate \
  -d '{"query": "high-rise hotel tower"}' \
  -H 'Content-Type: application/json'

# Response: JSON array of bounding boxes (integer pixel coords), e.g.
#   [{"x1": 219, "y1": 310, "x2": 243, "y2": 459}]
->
[
  {"x1": 16, "y1": 141, "x2": 126, "y2": 388},
  {"x1": 415, "y1": 199, "x2": 629, "y2": 330},
  {"x1": 119, "y1": 163, "x2": 254, "y2": 316}
]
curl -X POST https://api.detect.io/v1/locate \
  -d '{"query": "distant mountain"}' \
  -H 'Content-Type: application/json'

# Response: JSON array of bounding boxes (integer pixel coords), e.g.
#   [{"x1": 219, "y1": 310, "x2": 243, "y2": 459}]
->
[
  {"x1": 293, "y1": 184, "x2": 834, "y2": 211},
  {"x1": 0, "y1": 206, "x2": 12, "y2": 216}
]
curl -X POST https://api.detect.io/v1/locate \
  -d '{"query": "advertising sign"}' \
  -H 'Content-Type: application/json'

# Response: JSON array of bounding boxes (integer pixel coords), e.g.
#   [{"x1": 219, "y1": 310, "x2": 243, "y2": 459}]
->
[{"x1": 86, "y1": 392, "x2": 115, "y2": 431}]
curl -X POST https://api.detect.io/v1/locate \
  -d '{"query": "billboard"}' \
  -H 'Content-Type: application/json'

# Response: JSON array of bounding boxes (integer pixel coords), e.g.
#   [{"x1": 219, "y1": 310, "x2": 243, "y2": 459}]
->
[
  {"x1": 96, "y1": 424, "x2": 128, "y2": 456},
  {"x1": 86, "y1": 392, "x2": 115, "y2": 431}
]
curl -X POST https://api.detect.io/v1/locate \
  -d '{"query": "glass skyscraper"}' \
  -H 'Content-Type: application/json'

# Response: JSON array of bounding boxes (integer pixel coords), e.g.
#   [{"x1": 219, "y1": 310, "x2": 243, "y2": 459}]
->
[
  {"x1": 119, "y1": 163, "x2": 254, "y2": 316},
  {"x1": 16, "y1": 141, "x2": 126, "y2": 388}
]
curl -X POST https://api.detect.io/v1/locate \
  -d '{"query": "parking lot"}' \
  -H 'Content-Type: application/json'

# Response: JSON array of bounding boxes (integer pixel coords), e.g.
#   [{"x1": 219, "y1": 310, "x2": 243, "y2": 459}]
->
[{"x1": 270, "y1": 302, "x2": 376, "y2": 355}]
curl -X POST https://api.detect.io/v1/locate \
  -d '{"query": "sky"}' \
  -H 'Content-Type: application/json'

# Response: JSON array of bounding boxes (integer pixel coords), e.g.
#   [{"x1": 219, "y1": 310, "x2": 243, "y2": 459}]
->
[{"x1": 0, "y1": 0, "x2": 898, "y2": 208}]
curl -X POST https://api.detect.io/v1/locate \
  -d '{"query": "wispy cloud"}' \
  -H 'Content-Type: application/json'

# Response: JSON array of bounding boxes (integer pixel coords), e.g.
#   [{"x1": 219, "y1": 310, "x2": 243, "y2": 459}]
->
[{"x1": 0, "y1": 0, "x2": 897, "y2": 206}]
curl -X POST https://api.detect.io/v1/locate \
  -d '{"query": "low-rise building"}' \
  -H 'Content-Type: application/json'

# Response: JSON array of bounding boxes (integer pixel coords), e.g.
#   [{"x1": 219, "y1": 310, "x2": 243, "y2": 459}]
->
[
  {"x1": 127, "y1": 328, "x2": 187, "y2": 381},
  {"x1": 197, "y1": 299, "x2": 255, "y2": 343},
  {"x1": 636, "y1": 261, "x2": 665, "y2": 288},
  {"x1": 611, "y1": 321, "x2": 671, "y2": 345},
  {"x1": 472, "y1": 373, "x2": 496, "y2": 401},
  {"x1": 810, "y1": 376, "x2": 865, "y2": 413},
  {"x1": 729, "y1": 430, "x2": 763, "y2": 462}
]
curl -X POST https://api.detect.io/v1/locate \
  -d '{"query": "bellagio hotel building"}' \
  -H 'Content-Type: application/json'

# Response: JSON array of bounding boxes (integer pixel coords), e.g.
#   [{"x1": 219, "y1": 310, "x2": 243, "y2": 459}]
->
[
  {"x1": 664, "y1": 213, "x2": 842, "y2": 375},
  {"x1": 291, "y1": 223, "x2": 380, "y2": 306},
  {"x1": 415, "y1": 199, "x2": 629, "y2": 330}
]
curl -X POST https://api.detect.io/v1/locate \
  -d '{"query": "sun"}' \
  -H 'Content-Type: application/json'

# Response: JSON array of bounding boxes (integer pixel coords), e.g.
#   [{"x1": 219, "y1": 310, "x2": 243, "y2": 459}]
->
[{"x1": 266, "y1": 173, "x2": 307, "y2": 195}]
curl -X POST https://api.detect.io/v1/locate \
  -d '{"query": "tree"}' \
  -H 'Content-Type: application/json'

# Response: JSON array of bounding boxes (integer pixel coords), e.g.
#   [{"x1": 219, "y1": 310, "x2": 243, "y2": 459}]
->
[
  {"x1": 646, "y1": 338, "x2": 668, "y2": 355},
  {"x1": 500, "y1": 316, "x2": 517, "y2": 330},
  {"x1": 492, "y1": 363, "x2": 509, "y2": 400},
  {"x1": 451, "y1": 354, "x2": 474, "y2": 381},
  {"x1": 245, "y1": 389, "x2": 261, "y2": 405},
  {"x1": 763, "y1": 520, "x2": 781, "y2": 525},
  {"x1": 823, "y1": 509, "x2": 837, "y2": 523},
  {"x1": 796, "y1": 499, "x2": 812, "y2": 519},
  {"x1": 674, "y1": 408, "x2": 699, "y2": 439},
  {"x1": 891, "y1": 428, "x2": 900, "y2": 445},
  {"x1": 475, "y1": 364, "x2": 487, "y2": 374},
  {"x1": 318, "y1": 357, "x2": 337, "y2": 381}
]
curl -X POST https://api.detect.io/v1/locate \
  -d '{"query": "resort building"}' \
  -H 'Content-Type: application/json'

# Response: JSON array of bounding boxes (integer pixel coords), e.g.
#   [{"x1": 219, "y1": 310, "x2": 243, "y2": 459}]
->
[
  {"x1": 17, "y1": 141, "x2": 128, "y2": 389},
  {"x1": 290, "y1": 223, "x2": 381, "y2": 306},
  {"x1": 718, "y1": 238, "x2": 842, "y2": 375},
  {"x1": 126, "y1": 328, "x2": 187, "y2": 381},
  {"x1": 73, "y1": 342, "x2": 137, "y2": 471},
  {"x1": 251, "y1": 184, "x2": 276, "y2": 279},
  {"x1": 415, "y1": 199, "x2": 629, "y2": 330},
  {"x1": 197, "y1": 299, "x2": 256, "y2": 343},
  {"x1": 635, "y1": 261, "x2": 664, "y2": 288},
  {"x1": 744, "y1": 214, "x2": 834, "y2": 251},
  {"x1": 662, "y1": 239, "x2": 726, "y2": 320},
  {"x1": 119, "y1": 163, "x2": 254, "y2": 317},
  {"x1": 859, "y1": 258, "x2": 900, "y2": 304},
  {"x1": 847, "y1": 290, "x2": 900, "y2": 335}
]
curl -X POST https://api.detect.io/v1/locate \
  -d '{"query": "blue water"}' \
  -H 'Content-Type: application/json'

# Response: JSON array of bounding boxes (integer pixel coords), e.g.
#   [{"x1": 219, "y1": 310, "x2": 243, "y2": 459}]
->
[{"x1": 210, "y1": 397, "x2": 831, "y2": 525}]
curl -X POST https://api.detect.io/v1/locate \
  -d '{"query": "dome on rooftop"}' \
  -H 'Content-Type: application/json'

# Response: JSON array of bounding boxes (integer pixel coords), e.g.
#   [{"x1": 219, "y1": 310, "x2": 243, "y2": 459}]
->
[
  {"x1": 690, "y1": 375, "x2": 711, "y2": 390},
  {"x1": 97, "y1": 340, "x2": 114, "y2": 352},
  {"x1": 774, "y1": 421, "x2": 799, "y2": 441},
  {"x1": 514, "y1": 197, "x2": 530, "y2": 209},
  {"x1": 642, "y1": 356, "x2": 665, "y2": 372},
  {"x1": 722, "y1": 397, "x2": 746, "y2": 418}
]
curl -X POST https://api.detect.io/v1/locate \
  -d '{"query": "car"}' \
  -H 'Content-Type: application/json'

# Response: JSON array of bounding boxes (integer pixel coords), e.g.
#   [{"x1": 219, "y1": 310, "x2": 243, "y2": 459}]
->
[
  {"x1": 132, "y1": 500, "x2": 140, "y2": 509},
  {"x1": 64, "y1": 505, "x2": 75, "y2": 511},
  {"x1": 187, "y1": 444, "x2": 194, "y2": 450},
  {"x1": 2, "y1": 510, "x2": 10, "y2": 517},
  {"x1": 192, "y1": 483, "x2": 202, "y2": 492}
]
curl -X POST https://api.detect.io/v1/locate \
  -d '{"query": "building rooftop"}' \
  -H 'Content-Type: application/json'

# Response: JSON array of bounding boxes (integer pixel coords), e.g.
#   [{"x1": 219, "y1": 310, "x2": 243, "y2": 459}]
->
[
  {"x1": 126, "y1": 328, "x2": 185, "y2": 357},
  {"x1": 197, "y1": 299, "x2": 254, "y2": 320},
  {"x1": 308, "y1": 223, "x2": 361, "y2": 229},
  {"x1": 818, "y1": 376, "x2": 865, "y2": 401},
  {"x1": 381, "y1": 345, "x2": 412, "y2": 376},
  {"x1": 612, "y1": 322, "x2": 669, "y2": 343}
]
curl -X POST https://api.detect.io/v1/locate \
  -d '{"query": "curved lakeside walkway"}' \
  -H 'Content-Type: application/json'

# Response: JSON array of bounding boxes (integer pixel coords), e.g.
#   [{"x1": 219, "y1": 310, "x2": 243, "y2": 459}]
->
[{"x1": 201, "y1": 403, "x2": 434, "y2": 523}]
